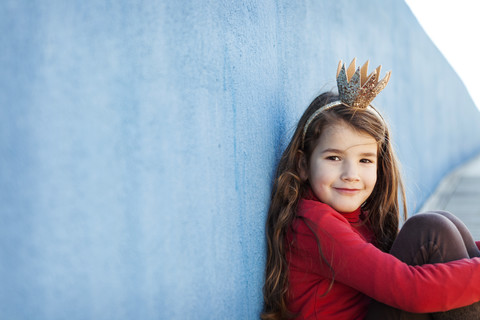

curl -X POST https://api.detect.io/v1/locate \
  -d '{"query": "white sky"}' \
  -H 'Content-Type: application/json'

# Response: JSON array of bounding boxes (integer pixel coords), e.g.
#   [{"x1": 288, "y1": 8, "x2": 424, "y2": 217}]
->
[{"x1": 405, "y1": 0, "x2": 480, "y2": 110}]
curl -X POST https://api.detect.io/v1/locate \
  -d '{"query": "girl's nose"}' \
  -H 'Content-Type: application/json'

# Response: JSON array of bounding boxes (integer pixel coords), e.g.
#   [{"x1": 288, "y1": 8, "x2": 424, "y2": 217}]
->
[{"x1": 341, "y1": 162, "x2": 360, "y2": 182}]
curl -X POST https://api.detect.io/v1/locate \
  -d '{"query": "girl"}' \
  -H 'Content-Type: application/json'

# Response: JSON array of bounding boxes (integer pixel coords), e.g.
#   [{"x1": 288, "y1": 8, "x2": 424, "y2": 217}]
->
[{"x1": 261, "y1": 59, "x2": 480, "y2": 319}]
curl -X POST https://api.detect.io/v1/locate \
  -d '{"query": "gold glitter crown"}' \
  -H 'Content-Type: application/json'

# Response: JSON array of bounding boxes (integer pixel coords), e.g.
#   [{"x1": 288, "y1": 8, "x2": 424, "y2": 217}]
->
[
  {"x1": 301, "y1": 58, "x2": 390, "y2": 148},
  {"x1": 336, "y1": 58, "x2": 391, "y2": 108}
]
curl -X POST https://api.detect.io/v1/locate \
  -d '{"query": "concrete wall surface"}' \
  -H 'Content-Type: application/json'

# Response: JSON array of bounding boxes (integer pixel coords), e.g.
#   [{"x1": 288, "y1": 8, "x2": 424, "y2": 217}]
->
[{"x1": 1, "y1": 1, "x2": 480, "y2": 319}]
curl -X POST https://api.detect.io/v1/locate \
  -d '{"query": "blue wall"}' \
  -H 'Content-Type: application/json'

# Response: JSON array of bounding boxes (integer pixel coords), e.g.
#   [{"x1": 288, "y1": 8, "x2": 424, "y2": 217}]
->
[{"x1": 1, "y1": 1, "x2": 480, "y2": 319}]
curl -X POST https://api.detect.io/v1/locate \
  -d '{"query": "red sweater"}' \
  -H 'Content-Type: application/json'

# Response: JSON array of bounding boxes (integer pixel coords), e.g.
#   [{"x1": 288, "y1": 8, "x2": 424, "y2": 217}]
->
[{"x1": 286, "y1": 197, "x2": 480, "y2": 319}]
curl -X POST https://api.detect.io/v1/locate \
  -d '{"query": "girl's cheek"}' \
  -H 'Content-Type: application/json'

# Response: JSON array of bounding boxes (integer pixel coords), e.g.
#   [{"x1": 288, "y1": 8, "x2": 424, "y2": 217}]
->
[{"x1": 368, "y1": 168, "x2": 378, "y2": 184}]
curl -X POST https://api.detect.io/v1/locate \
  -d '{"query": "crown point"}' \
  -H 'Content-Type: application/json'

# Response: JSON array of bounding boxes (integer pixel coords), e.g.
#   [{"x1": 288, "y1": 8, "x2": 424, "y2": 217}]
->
[
  {"x1": 375, "y1": 65, "x2": 382, "y2": 85},
  {"x1": 336, "y1": 60, "x2": 343, "y2": 78},
  {"x1": 384, "y1": 71, "x2": 391, "y2": 82},
  {"x1": 347, "y1": 58, "x2": 357, "y2": 81},
  {"x1": 360, "y1": 60, "x2": 369, "y2": 86},
  {"x1": 377, "y1": 70, "x2": 391, "y2": 90}
]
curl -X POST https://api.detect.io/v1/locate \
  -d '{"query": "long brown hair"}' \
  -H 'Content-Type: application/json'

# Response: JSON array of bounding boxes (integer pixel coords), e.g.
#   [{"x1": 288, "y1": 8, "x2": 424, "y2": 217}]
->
[{"x1": 261, "y1": 92, "x2": 407, "y2": 320}]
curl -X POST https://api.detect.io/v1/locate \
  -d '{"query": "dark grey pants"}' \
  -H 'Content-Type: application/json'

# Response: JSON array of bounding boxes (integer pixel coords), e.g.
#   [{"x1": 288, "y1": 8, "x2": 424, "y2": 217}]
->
[{"x1": 365, "y1": 211, "x2": 480, "y2": 320}]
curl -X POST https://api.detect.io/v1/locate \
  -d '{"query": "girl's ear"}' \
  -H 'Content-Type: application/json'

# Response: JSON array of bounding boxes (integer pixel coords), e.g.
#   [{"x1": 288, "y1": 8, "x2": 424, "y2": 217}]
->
[{"x1": 297, "y1": 151, "x2": 309, "y2": 181}]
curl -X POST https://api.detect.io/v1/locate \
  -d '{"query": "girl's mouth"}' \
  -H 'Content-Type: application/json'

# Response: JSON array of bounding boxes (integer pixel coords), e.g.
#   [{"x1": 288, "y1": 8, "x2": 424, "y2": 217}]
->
[{"x1": 335, "y1": 188, "x2": 361, "y2": 195}]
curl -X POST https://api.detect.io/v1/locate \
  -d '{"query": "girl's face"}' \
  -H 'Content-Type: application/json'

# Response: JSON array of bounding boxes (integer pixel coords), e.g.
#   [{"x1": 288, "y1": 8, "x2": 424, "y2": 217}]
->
[{"x1": 305, "y1": 121, "x2": 378, "y2": 213}]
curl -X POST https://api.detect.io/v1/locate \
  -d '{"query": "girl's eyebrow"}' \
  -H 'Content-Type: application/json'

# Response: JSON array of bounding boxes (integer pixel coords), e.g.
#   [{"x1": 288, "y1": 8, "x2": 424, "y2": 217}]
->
[
  {"x1": 360, "y1": 152, "x2": 377, "y2": 157},
  {"x1": 320, "y1": 148, "x2": 377, "y2": 157},
  {"x1": 320, "y1": 148, "x2": 344, "y2": 154}
]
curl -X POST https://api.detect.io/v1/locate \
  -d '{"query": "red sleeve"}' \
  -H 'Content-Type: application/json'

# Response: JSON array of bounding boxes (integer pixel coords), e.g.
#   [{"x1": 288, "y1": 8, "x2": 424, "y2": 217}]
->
[
  {"x1": 297, "y1": 202, "x2": 480, "y2": 313},
  {"x1": 476, "y1": 241, "x2": 480, "y2": 251}
]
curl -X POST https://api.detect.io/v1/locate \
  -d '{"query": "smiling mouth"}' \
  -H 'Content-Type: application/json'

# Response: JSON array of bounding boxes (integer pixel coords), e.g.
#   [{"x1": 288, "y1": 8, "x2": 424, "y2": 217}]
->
[{"x1": 335, "y1": 188, "x2": 361, "y2": 194}]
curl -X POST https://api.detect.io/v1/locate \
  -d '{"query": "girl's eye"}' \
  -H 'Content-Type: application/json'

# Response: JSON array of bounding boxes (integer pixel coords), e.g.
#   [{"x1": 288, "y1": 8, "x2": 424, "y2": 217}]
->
[
  {"x1": 326, "y1": 156, "x2": 341, "y2": 161},
  {"x1": 360, "y1": 158, "x2": 374, "y2": 164}
]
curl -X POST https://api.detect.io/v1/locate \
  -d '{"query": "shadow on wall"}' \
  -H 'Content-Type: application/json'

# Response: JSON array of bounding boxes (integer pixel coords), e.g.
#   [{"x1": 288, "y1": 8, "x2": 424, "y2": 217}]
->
[{"x1": 1, "y1": 0, "x2": 479, "y2": 319}]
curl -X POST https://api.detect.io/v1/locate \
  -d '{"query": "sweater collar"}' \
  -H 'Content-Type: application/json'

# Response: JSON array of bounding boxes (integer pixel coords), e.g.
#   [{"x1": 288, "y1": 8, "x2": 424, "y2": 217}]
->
[{"x1": 303, "y1": 188, "x2": 363, "y2": 223}]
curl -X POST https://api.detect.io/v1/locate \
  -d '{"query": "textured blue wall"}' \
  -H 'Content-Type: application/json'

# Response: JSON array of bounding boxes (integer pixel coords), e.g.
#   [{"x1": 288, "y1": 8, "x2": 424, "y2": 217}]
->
[{"x1": 1, "y1": 1, "x2": 480, "y2": 319}]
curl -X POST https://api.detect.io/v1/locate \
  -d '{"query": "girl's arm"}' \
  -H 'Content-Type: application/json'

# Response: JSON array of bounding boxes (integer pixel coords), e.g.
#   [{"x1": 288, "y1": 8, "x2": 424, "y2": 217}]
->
[
  {"x1": 297, "y1": 203, "x2": 480, "y2": 313},
  {"x1": 476, "y1": 240, "x2": 480, "y2": 251}
]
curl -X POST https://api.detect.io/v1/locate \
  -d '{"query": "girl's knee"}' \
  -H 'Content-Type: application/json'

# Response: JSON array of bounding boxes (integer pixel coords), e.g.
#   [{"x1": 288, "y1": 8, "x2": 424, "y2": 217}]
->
[
  {"x1": 402, "y1": 212, "x2": 469, "y2": 262},
  {"x1": 425, "y1": 210, "x2": 457, "y2": 221},
  {"x1": 404, "y1": 212, "x2": 458, "y2": 234}
]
